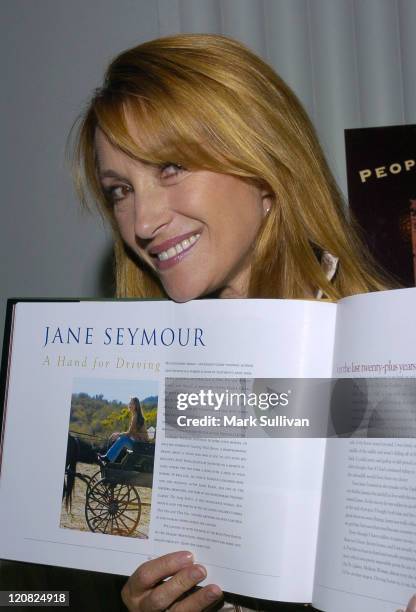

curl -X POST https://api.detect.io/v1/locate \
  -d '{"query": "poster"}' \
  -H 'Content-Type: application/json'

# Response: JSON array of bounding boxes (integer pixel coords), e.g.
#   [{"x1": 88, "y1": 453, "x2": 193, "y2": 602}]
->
[{"x1": 345, "y1": 125, "x2": 416, "y2": 287}]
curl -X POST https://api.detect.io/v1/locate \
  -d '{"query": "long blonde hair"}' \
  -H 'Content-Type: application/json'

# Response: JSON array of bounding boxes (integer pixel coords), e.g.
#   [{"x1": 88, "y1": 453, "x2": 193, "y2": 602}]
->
[{"x1": 73, "y1": 33, "x2": 391, "y2": 300}]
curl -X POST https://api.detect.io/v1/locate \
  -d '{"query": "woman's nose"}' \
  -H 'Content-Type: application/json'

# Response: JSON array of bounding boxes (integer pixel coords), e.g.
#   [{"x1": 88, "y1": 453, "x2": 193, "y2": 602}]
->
[{"x1": 133, "y1": 190, "x2": 172, "y2": 240}]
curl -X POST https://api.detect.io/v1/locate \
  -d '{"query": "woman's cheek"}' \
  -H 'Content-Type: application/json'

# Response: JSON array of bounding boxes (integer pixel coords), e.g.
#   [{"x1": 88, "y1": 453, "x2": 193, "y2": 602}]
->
[{"x1": 114, "y1": 207, "x2": 136, "y2": 246}]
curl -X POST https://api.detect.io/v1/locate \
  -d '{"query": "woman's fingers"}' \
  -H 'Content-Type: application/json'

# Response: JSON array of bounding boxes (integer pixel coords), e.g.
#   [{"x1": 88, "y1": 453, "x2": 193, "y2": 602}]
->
[
  {"x1": 169, "y1": 584, "x2": 223, "y2": 611},
  {"x1": 397, "y1": 594, "x2": 416, "y2": 612},
  {"x1": 121, "y1": 551, "x2": 222, "y2": 611},
  {"x1": 122, "y1": 551, "x2": 193, "y2": 610},
  {"x1": 405, "y1": 594, "x2": 416, "y2": 612},
  {"x1": 141, "y1": 563, "x2": 208, "y2": 611}
]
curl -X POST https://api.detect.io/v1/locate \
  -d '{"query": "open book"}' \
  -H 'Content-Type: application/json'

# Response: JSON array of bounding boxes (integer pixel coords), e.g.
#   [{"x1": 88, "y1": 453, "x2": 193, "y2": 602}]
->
[{"x1": 0, "y1": 290, "x2": 415, "y2": 612}]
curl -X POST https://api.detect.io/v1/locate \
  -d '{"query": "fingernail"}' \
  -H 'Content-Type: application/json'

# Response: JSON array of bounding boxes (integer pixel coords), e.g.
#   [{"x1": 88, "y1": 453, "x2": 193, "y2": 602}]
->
[
  {"x1": 191, "y1": 565, "x2": 206, "y2": 581},
  {"x1": 206, "y1": 585, "x2": 222, "y2": 600},
  {"x1": 178, "y1": 551, "x2": 194, "y2": 563},
  {"x1": 406, "y1": 595, "x2": 416, "y2": 612}
]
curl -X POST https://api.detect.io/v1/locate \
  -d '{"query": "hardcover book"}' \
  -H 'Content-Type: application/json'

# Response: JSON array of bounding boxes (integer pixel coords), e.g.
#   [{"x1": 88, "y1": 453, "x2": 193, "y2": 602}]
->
[{"x1": 0, "y1": 293, "x2": 416, "y2": 612}]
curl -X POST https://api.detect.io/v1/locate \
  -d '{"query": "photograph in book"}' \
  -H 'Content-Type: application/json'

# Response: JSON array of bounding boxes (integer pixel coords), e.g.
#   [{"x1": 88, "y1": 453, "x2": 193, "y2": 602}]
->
[
  {"x1": 345, "y1": 124, "x2": 416, "y2": 287},
  {"x1": 60, "y1": 377, "x2": 158, "y2": 539}
]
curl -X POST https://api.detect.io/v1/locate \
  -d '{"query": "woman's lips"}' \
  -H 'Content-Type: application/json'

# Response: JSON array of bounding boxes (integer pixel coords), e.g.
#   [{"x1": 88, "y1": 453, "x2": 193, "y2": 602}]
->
[{"x1": 152, "y1": 232, "x2": 201, "y2": 271}]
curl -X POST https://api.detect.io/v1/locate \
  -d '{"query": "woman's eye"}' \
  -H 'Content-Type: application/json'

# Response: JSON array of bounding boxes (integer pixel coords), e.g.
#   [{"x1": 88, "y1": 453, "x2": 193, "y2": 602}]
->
[
  {"x1": 160, "y1": 163, "x2": 185, "y2": 180},
  {"x1": 104, "y1": 184, "x2": 132, "y2": 203}
]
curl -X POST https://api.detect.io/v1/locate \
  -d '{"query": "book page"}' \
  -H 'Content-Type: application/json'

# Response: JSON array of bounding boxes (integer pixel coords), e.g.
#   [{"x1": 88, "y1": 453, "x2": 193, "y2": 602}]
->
[
  {"x1": 313, "y1": 288, "x2": 416, "y2": 612},
  {"x1": 0, "y1": 299, "x2": 335, "y2": 601}
]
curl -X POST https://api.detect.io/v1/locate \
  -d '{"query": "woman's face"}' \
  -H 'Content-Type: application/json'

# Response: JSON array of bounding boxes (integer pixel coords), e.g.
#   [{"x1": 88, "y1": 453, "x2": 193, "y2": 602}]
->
[{"x1": 95, "y1": 129, "x2": 271, "y2": 302}]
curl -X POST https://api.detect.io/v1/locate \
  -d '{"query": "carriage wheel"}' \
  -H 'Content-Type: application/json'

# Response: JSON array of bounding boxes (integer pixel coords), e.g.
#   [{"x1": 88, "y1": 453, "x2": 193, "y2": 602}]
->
[
  {"x1": 85, "y1": 480, "x2": 142, "y2": 536},
  {"x1": 85, "y1": 470, "x2": 101, "y2": 497}
]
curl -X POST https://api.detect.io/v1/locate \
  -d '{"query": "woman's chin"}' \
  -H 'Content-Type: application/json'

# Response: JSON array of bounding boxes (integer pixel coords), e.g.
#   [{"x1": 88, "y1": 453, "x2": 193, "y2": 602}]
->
[
  {"x1": 167, "y1": 291, "x2": 201, "y2": 304},
  {"x1": 162, "y1": 281, "x2": 209, "y2": 303}
]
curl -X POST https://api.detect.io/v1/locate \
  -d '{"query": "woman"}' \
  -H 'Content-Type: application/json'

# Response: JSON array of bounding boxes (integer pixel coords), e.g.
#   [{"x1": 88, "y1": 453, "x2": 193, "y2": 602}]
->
[
  {"x1": 73, "y1": 33, "x2": 415, "y2": 612},
  {"x1": 98, "y1": 397, "x2": 149, "y2": 464}
]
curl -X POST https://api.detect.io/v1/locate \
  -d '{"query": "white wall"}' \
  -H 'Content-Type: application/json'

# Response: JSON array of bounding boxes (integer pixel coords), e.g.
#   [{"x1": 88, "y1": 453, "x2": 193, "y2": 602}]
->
[{"x1": 0, "y1": 0, "x2": 159, "y2": 346}]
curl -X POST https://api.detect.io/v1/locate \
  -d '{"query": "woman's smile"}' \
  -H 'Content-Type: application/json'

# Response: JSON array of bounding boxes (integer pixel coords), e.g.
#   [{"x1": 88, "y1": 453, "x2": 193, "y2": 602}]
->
[{"x1": 150, "y1": 231, "x2": 201, "y2": 270}]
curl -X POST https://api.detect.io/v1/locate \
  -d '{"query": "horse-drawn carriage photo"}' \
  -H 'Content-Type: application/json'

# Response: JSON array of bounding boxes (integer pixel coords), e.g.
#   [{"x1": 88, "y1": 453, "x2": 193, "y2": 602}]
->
[{"x1": 61, "y1": 378, "x2": 158, "y2": 539}]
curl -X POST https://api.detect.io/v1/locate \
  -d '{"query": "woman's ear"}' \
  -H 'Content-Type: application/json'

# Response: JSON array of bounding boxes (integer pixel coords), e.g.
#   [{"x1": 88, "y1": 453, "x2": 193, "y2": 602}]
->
[{"x1": 261, "y1": 190, "x2": 273, "y2": 217}]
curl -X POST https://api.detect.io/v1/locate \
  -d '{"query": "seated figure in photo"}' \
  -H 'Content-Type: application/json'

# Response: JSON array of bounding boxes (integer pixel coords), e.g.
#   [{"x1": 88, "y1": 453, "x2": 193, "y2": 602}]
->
[{"x1": 98, "y1": 397, "x2": 149, "y2": 465}]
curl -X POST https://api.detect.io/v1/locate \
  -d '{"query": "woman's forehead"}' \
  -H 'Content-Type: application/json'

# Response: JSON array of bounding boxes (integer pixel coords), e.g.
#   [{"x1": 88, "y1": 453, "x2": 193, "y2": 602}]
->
[
  {"x1": 94, "y1": 117, "x2": 176, "y2": 170},
  {"x1": 94, "y1": 127, "x2": 149, "y2": 174},
  {"x1": 94, "y1": 129, "x2": 125, "y2": 173}
]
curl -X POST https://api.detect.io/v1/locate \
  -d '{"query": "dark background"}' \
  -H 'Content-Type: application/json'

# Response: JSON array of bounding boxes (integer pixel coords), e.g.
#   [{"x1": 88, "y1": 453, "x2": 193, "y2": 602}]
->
[{"x1": 345, "y1": 124, "x2": 416, "y2": 287}]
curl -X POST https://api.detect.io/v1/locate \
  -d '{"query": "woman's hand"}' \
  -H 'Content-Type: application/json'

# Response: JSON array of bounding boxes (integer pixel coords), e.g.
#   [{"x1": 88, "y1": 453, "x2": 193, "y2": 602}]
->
[
  {"x1": 399, "y1": 595, "x2": 416, "y2": 612},
  {"x1": 121, "y1": 551, "x2": 223, "y2": 611},
  {"x1": 109, "y1": 431, "x2": 121, "y2": 443}
]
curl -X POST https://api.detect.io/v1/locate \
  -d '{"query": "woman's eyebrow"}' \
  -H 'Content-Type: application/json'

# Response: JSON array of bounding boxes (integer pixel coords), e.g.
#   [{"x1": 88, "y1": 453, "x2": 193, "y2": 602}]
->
[{"x1": 99, "y1": 169, "x2": 130, "y2": 181}]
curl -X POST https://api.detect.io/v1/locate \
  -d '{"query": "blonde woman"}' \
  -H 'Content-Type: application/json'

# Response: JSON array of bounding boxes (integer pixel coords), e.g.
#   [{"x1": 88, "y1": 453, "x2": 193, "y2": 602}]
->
[
  {"x1": 99, "y1": 397, "x2": 149, "y2": 465},
  {"x1": 73, "y1": 34, "x2": 414, "y2": 612}
]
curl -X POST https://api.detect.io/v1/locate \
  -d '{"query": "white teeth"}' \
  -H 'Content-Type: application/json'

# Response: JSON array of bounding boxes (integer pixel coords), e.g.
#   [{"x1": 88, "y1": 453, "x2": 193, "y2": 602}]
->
[{"x1": 157, "y1": 233, "x2": 200, "y2": 262}]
